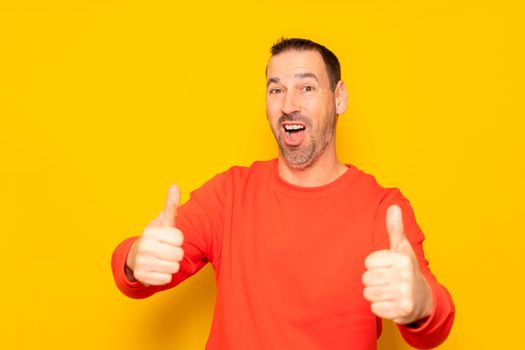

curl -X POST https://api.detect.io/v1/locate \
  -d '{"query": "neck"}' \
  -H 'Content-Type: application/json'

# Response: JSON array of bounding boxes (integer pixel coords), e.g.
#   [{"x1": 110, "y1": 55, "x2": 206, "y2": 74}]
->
[{"x1": 278, "y1": 145, "x2": 348, "y2": 187}]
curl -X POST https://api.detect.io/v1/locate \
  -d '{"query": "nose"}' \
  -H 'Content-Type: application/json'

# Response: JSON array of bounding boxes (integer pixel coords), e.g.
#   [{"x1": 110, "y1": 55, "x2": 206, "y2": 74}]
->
[{"x1": 281, "y1": 90, "x2": 300, "y2": 116}]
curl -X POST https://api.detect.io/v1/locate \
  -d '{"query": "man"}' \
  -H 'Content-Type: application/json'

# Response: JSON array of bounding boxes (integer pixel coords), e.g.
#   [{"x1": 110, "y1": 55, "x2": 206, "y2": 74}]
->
[{"x1": 112, "y1": 38, "x2": 454, "y2": 349}]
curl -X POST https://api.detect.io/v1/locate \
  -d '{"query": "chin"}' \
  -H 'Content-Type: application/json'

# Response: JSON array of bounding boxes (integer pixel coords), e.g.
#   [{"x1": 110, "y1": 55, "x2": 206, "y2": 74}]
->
[
  {"x1": 283, "y1": 153, "x2": 317, "y2": 171},
  {"x1": 287, "y1": 162, "x2": 312, "y2": 171}
]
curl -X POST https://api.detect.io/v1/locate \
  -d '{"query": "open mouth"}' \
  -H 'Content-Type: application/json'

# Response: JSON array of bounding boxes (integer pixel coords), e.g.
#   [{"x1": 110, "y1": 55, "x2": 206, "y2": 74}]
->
[
  {"x1": 284, "y1": 124, "x2": 306, "y2": 134},
  {"x1": 282, "y1": 123, "x2": 306, "y2": 146}
]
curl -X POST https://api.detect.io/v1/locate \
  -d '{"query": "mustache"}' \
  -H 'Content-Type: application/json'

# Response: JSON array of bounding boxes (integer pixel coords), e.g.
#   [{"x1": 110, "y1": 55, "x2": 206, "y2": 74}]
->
[{"x1": 278, "y1": 112, "x2": 311, "y2": 127}]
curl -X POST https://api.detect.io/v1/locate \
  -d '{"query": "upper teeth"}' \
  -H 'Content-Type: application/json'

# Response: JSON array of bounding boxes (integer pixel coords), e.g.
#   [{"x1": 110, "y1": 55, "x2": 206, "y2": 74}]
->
[{"x1": 284, "y1": 124, "x2": 304, "y2": 130}]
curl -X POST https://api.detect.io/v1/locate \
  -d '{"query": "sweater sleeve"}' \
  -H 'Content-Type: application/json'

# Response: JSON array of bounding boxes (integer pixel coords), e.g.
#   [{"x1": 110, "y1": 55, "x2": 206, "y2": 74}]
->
[
  {"x1": 111, "y1": 171, "x2": 229, "y2": 299},
  {"x1": 372, "y1": 188, "x2": 455, "y2": 349}
]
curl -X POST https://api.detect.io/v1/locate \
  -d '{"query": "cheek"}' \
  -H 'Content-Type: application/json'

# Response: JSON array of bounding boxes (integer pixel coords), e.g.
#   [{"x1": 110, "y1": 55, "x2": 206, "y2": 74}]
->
[
  {"x1": 311, "y1": 98, "x2": 335, "y2": 120},
  {"x1": 302, "y1": 101, "x2": 322, "y2": 121},
  {"x1": 304, "y1": 94, "x2": 326, "y2": 110},
  {"x1": 266, "y1": 101, "x2": 282, "y2": 121}
]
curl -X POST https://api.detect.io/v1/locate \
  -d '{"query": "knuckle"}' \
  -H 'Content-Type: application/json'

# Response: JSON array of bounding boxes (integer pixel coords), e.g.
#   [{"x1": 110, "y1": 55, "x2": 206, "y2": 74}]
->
[
  {"x1": 172, "y1": 262, "x2": 181, "y2": 274},
  {"x1": 173, "y1": 228, "x2": 184, "y2": 245},
  {"x1": 142, "y1": 226, "x2": 157, "y2": 237},
  {"x1": 364, "y1": 255, "x2": 372, "y2": 268},
  {"x1": 153, "y1": 227, "x2": 170, "y2": 240},
  {"x1": 400, "y1": 300, "x2": 414, "y2": 317},
  {"x1": 399, "y1": 255, "x2": 412, "y2": 269},
  {"x1": 362, "y1": 271, "x2": 370, "y2": 285},
  {"x1": 160, "y1": 273, "x2": 173, "y2": 285},
  {"x1": 137, "y1": 238, "x2": 155, "y2": 254},
  {"x1": 363, "y1": 287, "x2": 371, "y2": 300},
  {"x1": 370, "y1": 302, "x2": 378, "y2": 313},
  {"x1": 159, "y1": 227, "x2": 183, "y2": 246},
  {"x1": 371, "y1": 302, "x2": 384, "y2": 317},
  {"x1": 176, "y1": 247, "x2": 184, "y2": 261},
  {"x1": 400, "y1": 269, "x2": 413, "y2": 281},
  {"x1": 365, "y1": 251, "x2": 385, "y2": 268}
]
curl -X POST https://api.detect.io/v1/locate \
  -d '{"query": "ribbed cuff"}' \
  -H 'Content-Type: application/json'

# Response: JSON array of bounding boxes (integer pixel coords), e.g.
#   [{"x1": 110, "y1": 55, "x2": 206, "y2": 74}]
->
[
  {"x1": 398, "y1": 280, "x2": 455, "y2": 349},
  {"x1": 111, "y1": 236, "x2": 158, "y2": 299}
]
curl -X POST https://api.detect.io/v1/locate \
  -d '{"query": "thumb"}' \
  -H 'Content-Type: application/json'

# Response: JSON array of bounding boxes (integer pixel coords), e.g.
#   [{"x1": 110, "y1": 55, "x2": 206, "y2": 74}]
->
[
  {"x1": 386, "y1": 204, "x2": 411, "y2": 253},
  {"x1": 162, "y1": 184, "x2": 180, "y2": 227}
]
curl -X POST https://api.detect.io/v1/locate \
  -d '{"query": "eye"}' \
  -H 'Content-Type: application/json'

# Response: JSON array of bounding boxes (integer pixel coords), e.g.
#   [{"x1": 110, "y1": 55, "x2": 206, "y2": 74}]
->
[
  {"x1": 303, "y1": 85, "x2": 315, "y2": 92},
  {"x1": 269, "y1": 88, "x2": 282, "y2": 94}
]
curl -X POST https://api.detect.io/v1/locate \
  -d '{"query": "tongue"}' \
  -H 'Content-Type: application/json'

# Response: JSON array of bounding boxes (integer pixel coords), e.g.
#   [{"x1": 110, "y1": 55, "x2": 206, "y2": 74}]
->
[{"x1": 284, "y1": 129, "x2": 306, "y2": 146}]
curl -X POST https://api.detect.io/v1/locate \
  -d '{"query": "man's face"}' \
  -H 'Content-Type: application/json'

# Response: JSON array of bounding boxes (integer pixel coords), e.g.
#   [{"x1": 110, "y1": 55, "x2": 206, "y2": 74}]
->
[{"x1": 266, "y1": 49, "x2": 344, "y2": 170}]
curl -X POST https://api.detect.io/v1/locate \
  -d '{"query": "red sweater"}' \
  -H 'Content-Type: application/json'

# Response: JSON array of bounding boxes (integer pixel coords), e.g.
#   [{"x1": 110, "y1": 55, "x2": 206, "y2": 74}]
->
[{"x1": 112, "y1": 160, "x2": 454, "y2": 349}]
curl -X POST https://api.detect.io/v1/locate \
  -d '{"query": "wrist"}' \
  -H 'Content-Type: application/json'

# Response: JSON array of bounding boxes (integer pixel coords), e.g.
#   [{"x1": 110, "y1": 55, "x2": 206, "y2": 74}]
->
[
  {"x1": 406, "y1": 315, "x2": 430, "y2": 329},
  {"x1": 125, "y1": 241, "x2": 138, "y2": 282},
  {"x1": 124, "y1": 263, "x2": 137, "y2": 282},
  {"x1": 413, "y1": 275, "x2": 433, "y2": 323},
  {"x1": 399, "y1": 274, "x2": 433, "y2": 325}
]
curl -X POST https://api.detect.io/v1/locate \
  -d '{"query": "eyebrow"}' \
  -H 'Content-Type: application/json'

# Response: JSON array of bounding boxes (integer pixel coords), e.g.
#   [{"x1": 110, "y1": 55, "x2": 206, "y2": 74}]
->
[
  {"x1": 266, "y1": 77, "x2": 280, "y2": 87},
  {"x1": 266, "y1": 72, "x2": 321, "y2": 87},
  {"x1": 295, "y1": 72, "x2": 320, "y2": 84}
]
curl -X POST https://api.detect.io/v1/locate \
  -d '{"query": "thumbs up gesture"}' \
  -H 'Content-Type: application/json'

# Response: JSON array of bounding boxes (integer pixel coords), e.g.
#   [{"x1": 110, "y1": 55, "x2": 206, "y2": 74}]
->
[
  {"x1": 125, "y1": 185, "x2": 185, "y2": 286},
  {"x1": 362, "y1": 205, "x2": 433, "y2": 325}
]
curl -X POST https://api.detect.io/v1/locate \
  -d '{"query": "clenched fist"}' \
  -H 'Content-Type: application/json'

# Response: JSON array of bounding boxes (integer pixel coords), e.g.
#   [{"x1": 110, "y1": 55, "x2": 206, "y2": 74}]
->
[
  {"x1": 362, "y1": 205, "x2": 433, "y2": 325},
  {"x1": 126, "y1": 185, "x2": 185, "y2": 286}
]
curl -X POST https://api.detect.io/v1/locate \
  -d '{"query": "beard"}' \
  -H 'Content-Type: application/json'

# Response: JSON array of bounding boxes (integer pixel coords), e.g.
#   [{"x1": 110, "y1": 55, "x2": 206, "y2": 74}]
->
[{"x1": 273, "y1": 111, "x2": 337, "y2": 170}]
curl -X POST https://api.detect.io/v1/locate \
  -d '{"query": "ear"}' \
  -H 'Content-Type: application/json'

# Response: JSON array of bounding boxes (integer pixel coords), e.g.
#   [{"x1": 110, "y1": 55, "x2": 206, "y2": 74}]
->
[{"x1": 334, "y1": 80, "x2": 348, "y2": 115}]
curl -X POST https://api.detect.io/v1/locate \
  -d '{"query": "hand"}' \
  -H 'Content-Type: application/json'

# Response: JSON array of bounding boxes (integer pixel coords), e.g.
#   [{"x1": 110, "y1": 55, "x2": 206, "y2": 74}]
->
[
  {"x1": 362, "y1": 205, "x2": 432, "y2": 325},
  {"x1": 126, "y1": 185, "x2": 185, "y2": 286}
]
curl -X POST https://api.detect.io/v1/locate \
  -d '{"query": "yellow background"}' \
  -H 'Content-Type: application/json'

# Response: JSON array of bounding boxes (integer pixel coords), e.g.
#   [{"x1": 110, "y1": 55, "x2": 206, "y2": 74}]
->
[{"x1": 1, "y1": 1, "x2": 523, "y2": 349}]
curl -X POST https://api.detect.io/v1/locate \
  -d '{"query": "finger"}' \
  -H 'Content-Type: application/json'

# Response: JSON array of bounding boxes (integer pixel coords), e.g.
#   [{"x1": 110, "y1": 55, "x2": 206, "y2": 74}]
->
[
  {"x1": 150, "y1": 259, "x2": 181, "y2": 274},
  {"x1": 163, "y1": 184, "x2": 181, "y2": 227},
  {"x1": 363, "y1": 286, "x2": 398, "y2": 302},
  {"x1": 362, "y1": 267, "x2": 392, "y2": 286},
  {"x1": 370, "y1": 301, "x2": 397, "y2": 320},
  {"x1": 364, "y1": 250, "x2": 395, "y2": 269},
  {"x1": 135, "y1": 271, "x2": 174, "y2": 286},
  {"x1": 386, "y1": 205, "x2": 410, "y2": 253},
  {"x1": 154, "y1": 244, "x2": 184, "y2": 262},
  {"x1": 144, "y1": 227, "x2": 184, "y2": 247}
]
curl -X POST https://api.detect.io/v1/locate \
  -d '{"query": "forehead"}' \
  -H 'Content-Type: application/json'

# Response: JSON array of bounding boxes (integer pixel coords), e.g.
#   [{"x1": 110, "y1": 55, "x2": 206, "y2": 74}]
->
[{"x1": 266, "y1": 50, "x2": 329, "y2": 83}]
